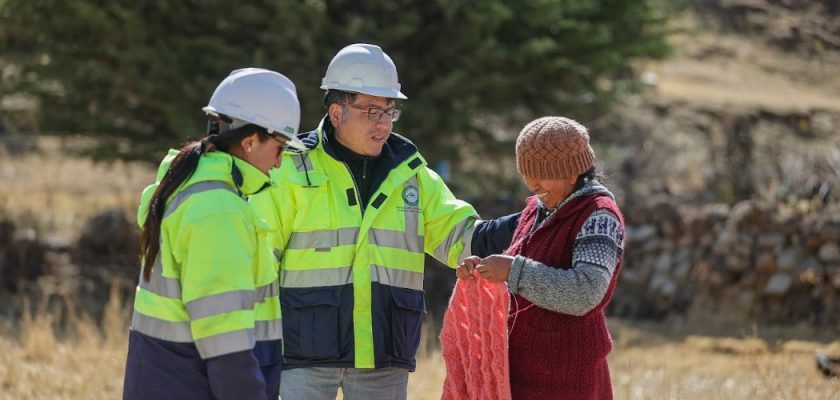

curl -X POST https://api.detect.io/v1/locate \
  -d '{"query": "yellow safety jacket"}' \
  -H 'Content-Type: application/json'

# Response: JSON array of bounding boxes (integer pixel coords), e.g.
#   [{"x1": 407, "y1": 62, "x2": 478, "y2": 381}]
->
[
  {"x1": 130, "y1": 150, "x2": 282, "y2": 359},
  {"x1": 250, "y1": 118, "x2": 478, "y2": 370}
]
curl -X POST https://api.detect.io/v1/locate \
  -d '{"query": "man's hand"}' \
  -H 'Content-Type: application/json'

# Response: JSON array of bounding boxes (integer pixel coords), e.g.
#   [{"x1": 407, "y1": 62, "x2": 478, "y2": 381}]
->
[
  {"x1": 456, "y1": 256, "x2": 481, "y2": 280},
  {"x1": 475, "y1": 255, "x2": 514, "y2": 283}
]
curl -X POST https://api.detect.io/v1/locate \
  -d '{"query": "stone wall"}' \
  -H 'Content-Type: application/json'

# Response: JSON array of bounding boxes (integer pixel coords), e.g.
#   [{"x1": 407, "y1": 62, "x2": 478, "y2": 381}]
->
[{"x1": 610, "y1": 197, "x2": 840, "y2": 327}]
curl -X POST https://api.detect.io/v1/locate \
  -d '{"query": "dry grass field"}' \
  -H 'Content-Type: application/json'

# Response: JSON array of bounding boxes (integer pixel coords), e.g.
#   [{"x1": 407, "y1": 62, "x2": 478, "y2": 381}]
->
[{"x1": 1, "y1": 291, "x2": 838, "y2": 400}]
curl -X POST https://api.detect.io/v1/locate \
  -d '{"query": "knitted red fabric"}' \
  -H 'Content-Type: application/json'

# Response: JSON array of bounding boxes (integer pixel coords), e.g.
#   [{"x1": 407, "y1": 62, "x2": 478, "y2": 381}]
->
[
  {"x1": 440, "y1": 271, "x2": 511, "y2": 400},
  {"x1": 506, "y1": 194, "x2": 624, "y2": 400}
]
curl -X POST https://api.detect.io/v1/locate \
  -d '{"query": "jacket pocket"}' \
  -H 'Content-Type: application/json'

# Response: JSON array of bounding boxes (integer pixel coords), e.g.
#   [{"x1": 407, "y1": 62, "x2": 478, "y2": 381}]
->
[
  {"x1": 289, "y1": 171, "x2": 332, "y2": 231},
  {"x1": 389, "y1": 287, "x2": 425, "y2": 360},
  {"x1": 281, "y1": 287, "x2": 341, "y2": 360}
]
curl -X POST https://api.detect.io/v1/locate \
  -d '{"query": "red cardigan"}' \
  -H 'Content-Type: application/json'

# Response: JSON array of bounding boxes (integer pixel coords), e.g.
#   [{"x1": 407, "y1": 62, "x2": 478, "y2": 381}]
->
[{"x1": 506, "y1": 194, "x2": 624, "y2": 400}]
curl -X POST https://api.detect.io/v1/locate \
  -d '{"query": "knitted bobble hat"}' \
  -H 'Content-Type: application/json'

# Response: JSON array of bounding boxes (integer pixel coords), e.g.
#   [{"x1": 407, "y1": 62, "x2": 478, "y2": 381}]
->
[{"x1": 515, "y1": 116, "x2": 596, "y2": 179}]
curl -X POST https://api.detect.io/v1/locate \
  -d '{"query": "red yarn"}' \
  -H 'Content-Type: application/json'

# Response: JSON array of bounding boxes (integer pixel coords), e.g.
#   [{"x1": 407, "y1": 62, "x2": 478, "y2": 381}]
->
[{"x1": 440, "y1": 271, "x2": 511, "y2": 400}]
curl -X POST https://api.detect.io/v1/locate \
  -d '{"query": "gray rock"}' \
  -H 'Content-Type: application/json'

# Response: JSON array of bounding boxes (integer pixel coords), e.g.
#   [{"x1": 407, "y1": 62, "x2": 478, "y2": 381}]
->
[
  {"x1": 651, "y1": 275, "x2": 677, "y2": 299},
  {"x1": 675, "y1": 246, "x2": 692, "y2": 265},
  {"x1": 776, "y1": 249, "x2": 800, "y2": 271},
  {"x1": 818, "y1": 242, "x2": 840, "y2": 263},
  {"x1": 627, "y1": 224, "x2": 656, "y2": 243},
  {"x1": 654, "y1": 253, "x2": 672, "y2": 274},
  {"x1": 764, "y1": 273, "x2": 793, "y2": 296},
  {"x1": 713, "y1": 228, "x2": 737, "y2": 252},
  {"x1": 642, "y1": 240, "x2": 661, "y2": 253},
  {"x1": 758, "y1": 233, "x2": 785, "y2": 249},
  {"x1": 673, "y1": 260, "x2": 693, "y2": 281}
]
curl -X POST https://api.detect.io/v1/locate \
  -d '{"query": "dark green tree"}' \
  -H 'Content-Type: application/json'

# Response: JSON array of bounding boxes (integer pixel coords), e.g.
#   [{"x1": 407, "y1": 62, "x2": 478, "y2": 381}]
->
[{"x1": 1, "y1": 0, "x2": 672, "y2": 165}]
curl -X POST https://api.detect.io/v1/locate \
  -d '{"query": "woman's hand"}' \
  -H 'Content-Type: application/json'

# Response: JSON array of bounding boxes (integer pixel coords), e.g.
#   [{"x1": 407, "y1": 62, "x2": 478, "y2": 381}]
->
[
  {"x1": 476, "y1": 255, "x2": 514, "y2": 283},
  {"x1": 456, "y1": 256, "x2": 481, "y2": 280}
]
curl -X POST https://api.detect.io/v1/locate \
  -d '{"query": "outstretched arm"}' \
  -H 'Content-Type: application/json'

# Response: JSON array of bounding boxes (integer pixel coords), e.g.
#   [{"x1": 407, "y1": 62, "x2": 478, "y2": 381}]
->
[{"x1": 470, "y1": 212, "x2": 521, "y2": 258}]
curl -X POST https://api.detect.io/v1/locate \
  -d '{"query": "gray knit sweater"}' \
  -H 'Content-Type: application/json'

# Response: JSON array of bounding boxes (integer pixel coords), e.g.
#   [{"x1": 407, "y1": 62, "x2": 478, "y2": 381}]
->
[{"x1": 507, "y1": 180, "x2": 624, "y2": 316}]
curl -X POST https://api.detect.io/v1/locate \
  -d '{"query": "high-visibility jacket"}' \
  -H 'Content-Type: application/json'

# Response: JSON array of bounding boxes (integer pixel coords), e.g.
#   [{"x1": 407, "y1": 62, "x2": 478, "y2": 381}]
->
[
  {"x1": 250, "y1": 119, "x2": 479, "y2": 371},
  {"x1": 124, "y1": 150, "x2": 283, "y2": 400}
]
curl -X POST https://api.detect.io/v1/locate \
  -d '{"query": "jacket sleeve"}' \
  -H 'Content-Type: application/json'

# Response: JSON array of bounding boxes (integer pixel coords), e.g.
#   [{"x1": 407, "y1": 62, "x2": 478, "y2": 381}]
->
[
  {"x1": 177, "y1": 211, "x2": 264, "y2": 397},
  {"x1": 417, "y1": 167, "x2": 480, "y2": 268},
  {"x1": 206, "y1": 350, "x2": 267, "y2": 400},
  {"x1": 470, "y1": 212, "x2": 521, "y2": 257},
  {"x1": 249, "y1": 182, "x2": 294, "y2": 266}
]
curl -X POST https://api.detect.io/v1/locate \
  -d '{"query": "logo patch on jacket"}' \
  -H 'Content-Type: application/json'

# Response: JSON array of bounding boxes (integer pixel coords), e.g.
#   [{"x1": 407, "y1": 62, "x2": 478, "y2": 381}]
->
[{"x1": 402, "y1": 185, "x2": 419, "y2": 207}]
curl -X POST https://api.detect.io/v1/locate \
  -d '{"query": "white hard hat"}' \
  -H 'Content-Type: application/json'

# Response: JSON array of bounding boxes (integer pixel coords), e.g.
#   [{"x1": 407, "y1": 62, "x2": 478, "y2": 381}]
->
[
  {"x1": 320, "y1": 44, "x2": 407, "y2": 100},
  {"x1": 203, "y1": 68, "x2": 305, "y2": 150}
]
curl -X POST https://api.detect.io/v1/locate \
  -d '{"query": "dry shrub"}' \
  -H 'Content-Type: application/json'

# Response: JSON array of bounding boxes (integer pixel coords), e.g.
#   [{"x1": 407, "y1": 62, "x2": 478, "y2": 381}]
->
[
  {"x1": 102, "y1": 282, "x2": 129, "y2": 350},
  {"x1": 782, "y1": 340, "x2": 823, "y2": 354},
  {"x1": 20, "y1": 296, "x2": 57, "y2": 362},
  {"x1": 825, "y1": 341, "x2": 840, "y2": 357},
  {"x1": 686, "y1": 335, "x2": 769, "y2": 355}
]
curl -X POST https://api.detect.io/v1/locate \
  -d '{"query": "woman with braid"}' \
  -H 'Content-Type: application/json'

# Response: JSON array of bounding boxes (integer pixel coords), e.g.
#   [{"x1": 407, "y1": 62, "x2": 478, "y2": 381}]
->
[
  {"x1": 456, "y1": 116, "x2": 626, "y2": 399},
  {"x1": 123, "y1": 68, "x2": 304, "y2": 400}
]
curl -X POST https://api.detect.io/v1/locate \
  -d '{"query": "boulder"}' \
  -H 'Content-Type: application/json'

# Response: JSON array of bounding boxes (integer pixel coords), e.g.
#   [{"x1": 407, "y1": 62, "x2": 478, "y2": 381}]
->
[
  {"x1": 818, "y1": 242, "x2": 840, "y2": 263},
  {"x1": 764, "y1": 273, "x2": 793, "y2": 296}
]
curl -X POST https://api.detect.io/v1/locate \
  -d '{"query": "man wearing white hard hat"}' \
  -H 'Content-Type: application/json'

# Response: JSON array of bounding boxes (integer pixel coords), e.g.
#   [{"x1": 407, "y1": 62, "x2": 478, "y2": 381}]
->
[{"x1": 251, "y1": 44, "x2": 517, "y2": 399}]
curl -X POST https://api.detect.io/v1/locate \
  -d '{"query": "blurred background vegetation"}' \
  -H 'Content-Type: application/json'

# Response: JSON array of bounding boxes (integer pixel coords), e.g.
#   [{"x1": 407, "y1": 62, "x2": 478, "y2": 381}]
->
[{"x1": 0, "y1": 0, "x2": 672, "y2": 169}]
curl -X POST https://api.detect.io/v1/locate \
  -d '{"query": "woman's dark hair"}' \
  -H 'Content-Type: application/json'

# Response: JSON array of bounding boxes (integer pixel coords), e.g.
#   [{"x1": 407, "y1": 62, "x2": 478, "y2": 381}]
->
[
  {"x1": 573, "y1": 165, "x2": 605, "y2": 192},
  {"x1": 139, "y1": 120, "x2": 269, "y2": 281}
]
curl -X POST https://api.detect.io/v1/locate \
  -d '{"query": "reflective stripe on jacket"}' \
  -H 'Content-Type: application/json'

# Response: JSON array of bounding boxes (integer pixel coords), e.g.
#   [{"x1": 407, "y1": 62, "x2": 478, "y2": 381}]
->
[{"x1": 250, "y1": 119, "x2": 478, "y2": 370}]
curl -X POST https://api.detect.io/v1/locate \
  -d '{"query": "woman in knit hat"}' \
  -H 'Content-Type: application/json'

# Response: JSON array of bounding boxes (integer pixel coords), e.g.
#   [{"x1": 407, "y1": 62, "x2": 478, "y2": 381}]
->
[{"x1": 456, "y1": 116, "x2": 626, "y2": 399}]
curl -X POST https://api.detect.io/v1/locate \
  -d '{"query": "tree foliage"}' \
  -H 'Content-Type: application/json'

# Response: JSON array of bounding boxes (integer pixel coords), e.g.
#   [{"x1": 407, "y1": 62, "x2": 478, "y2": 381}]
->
[{"x1": 0, "y1": 0, "x2": 672, "y2": 161}]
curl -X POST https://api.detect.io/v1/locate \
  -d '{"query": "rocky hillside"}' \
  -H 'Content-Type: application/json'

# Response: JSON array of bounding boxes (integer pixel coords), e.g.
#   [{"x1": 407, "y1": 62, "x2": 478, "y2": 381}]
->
[{"x1": 600, "y1": 0, "x2": 840, "y2": 325}]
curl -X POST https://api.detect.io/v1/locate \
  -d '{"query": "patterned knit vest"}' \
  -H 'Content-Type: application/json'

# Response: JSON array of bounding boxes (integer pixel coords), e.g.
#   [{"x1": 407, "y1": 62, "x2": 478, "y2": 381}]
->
[{"x1": 506, "y1": 194, "x2": 624, "y2": 400}]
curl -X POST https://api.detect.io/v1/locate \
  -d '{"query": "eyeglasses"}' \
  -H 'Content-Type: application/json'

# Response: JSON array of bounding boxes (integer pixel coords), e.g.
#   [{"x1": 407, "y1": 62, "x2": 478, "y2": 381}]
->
[{"x1": 344, "y1": 103, "x2": 401, "y2": 122}]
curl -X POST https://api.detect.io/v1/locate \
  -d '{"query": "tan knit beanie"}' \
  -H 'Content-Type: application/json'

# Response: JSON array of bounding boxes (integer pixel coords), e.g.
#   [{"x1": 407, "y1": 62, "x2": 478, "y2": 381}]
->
[{"x1": 516, "y1": 116, "x2": 596, "y2": 179}]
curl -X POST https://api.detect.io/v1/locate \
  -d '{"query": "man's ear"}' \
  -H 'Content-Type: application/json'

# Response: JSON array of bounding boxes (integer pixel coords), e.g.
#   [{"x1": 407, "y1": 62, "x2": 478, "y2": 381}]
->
[{"x1": 328, "y1": 103, "x2": 343, "y2": 127}]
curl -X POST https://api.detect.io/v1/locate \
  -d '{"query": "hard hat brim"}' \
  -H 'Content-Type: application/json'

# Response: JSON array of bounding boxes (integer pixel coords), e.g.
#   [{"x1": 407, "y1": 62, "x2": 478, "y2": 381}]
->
[{"x1": 320, "y1": 84, "x2": 407, "y2": 100}]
